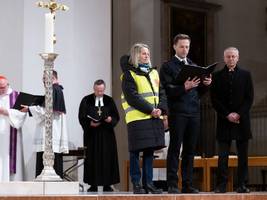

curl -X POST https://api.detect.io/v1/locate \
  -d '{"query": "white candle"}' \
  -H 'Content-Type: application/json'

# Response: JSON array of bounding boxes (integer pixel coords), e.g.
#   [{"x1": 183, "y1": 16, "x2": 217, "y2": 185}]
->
[{"x1": 44, "y1": 13, "x2": 54, "y2": 53}]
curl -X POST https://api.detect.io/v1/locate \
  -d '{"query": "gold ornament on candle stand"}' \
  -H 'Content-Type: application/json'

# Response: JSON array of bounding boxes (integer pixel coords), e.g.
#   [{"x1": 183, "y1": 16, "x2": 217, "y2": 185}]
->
[
  {"x1": 37, "y1": 0, "x2": 69, "y2": 13},
  {"x1": 37, "y1": 0, "x2": 69, "y2": 48}
]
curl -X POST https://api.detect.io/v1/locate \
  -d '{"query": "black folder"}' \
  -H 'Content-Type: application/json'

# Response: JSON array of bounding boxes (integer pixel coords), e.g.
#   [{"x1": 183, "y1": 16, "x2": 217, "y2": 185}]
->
[
  {"x1": 13, "y1": 92, "x2": 45, "y2": 110},
  {"x1": 176, "y1": 62, "x2": 219, "y2": 83},
  {"x1": 87, "y1": 114, "x2": 102, "y2": 122},
  {"x1": 87, "y1": 107, "x2": 108, "y2": 122}
]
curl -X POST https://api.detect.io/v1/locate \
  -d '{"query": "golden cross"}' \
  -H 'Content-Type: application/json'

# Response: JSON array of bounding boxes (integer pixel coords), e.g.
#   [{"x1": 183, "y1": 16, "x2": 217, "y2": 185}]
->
[
  {"x1": 37, "y1": 0, "x2": 69, "y2": 46},
  {"x1": 36, "y1": 0, "x2": 69, "y2": 14},
  {"x1": 97, "y1": 107, "x2": 102, "y2": 117}
]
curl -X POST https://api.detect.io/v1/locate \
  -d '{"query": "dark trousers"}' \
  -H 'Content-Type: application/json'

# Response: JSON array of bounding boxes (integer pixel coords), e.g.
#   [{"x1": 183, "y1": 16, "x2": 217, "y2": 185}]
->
[
  {"x1": 167, "y1": 114, "x2": 200, "y2": 187},
  {"x1": 130, "y1": 149, "x2": 154, "y2": 186},
  {"x1": 216, "y1": 140, "x2": 249, "y2": 188},
  {"x1": 36, "y1": 152, "x2": 63, "y2": 178}
]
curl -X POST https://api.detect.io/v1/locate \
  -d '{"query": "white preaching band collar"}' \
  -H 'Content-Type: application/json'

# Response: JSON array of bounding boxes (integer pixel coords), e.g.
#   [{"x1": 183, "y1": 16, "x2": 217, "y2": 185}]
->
[
  {"x1": 175, "y1": 55, "x2": 188, "y2": 65},
  {"x1": 95, "y1": 96, "x2": 104, "y2": 107}
]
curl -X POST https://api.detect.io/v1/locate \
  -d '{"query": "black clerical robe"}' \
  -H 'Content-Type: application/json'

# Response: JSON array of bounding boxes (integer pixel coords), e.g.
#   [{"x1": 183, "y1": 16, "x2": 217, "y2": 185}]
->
[{"x1": 78, "y1": 94, "x2": 120, "y2": 186}]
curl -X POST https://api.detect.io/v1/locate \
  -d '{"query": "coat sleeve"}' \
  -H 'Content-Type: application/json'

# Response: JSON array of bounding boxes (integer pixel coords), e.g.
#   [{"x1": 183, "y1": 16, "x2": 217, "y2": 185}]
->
[
  {"x1": 237, "y1": 72, "x2": 254, "y2": 117},
  {"x1": 157, "y1": 82, "x2": 168, "y2": 115},
  {"x1": 210, "y1": 73, "x2": 230, "y2": 118},
  {"x1": 103, "y1": 97, "x2": 120, "y2": 128},
  {"x1": 78, "y1": 97, "x2": 91, "y2": 132},
  {"x1": 122, "y1": 70, "x2": 154, "y2": 114},
  {"x1": 159, "y1": 63, "x2": 187, "y2": 99}
]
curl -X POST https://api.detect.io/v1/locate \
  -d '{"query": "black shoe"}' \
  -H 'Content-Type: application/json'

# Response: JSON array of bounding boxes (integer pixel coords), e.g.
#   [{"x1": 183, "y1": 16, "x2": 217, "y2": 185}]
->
[
  {"x1": 236, "y1": 185, "x2": 250, "y2": 193},
  {"x1": 168, "y1": 186, "x2": 180, "y2": 194},
  {"x1": 144, "y1": 183, "x2": 163, "y2": 194},
  {"x1": 214, "y1": 187, "x2": 226, "y2": 193},
  {"x1": 133, "y1": 183, "x2": 146, "y2": 194},
  {"x1": 182, "y1": 186, "x2": 199, "y2": 193},
  {"x1": 103, "y1": 185, "x2": 114, "y2": 192},
  {"x1": 87, "y1": 185, "x2": 97, "y2": 192}
]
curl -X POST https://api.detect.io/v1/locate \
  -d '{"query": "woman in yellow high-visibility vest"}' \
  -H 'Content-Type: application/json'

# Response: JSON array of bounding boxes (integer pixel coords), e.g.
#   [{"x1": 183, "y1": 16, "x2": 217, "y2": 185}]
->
[{"x1": 121, "y1": 43, "x2": 168, "y2": 194}]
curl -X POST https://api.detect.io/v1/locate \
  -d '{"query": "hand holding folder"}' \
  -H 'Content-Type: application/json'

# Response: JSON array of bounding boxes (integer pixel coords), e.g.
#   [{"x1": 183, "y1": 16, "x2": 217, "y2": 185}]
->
[
  {"x1": 176, "y1": 62, "x2": 219, "y2": 83},
  {"x1": 13, "y1": 92, "x2": 44, "y2": 110},
  {"x1": 87, "y1": 114, "x2": 102, "y2": 122}
]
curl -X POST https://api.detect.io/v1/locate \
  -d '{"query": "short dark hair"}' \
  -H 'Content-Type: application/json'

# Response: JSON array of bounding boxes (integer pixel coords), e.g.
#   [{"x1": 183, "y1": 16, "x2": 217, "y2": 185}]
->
[
  {"x1": 52, "y1": 70, "x2": 58, "y2": 79},
  {"x1": 94, "y1": 79, "x2": 105, "y2": 86},
  {"x1": 173, "y1": 34, "x2": 191, "y2": 45}
]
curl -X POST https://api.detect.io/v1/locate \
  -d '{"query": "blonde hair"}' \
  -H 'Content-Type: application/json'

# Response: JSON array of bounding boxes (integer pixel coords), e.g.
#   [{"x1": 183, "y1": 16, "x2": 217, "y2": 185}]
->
[{"x1": 129, "y1": 43, "x2": 151, "y2": 68}]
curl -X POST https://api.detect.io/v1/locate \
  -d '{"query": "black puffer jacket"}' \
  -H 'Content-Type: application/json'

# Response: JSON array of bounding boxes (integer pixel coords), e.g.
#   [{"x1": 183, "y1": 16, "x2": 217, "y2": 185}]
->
[{"x1": 120, "y1": 55, "x2": 168, "y2": 152}]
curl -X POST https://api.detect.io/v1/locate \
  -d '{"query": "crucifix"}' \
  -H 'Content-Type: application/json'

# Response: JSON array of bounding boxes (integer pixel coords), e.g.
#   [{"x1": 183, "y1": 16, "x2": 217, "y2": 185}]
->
[{"x1": 97, "y1": 106, "x2": 102, "y2": 117}]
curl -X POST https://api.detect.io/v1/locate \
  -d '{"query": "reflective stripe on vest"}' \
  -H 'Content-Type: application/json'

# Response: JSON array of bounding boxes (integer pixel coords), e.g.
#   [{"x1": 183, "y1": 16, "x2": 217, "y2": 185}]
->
[{"x1": 121, "y1": 69, "x2": 160, "y2": 124}]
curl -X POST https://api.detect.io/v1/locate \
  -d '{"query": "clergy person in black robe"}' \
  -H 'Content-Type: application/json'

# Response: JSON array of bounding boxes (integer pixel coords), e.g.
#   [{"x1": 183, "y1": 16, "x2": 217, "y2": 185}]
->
[{"x1": 78, "y1": 79, "x2": 120, "y2": 192}]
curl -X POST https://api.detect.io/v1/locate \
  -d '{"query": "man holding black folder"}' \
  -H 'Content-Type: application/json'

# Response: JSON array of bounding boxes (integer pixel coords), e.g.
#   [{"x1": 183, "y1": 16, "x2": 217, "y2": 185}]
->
[{"x1": 160, "y1": 34, "x2": 212, "y2": 193}]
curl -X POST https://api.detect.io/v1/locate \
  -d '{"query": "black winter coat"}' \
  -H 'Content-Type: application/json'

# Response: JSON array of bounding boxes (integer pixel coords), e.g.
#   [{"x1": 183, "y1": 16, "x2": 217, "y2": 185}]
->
[
  {"x1": 120, "y1": 55, "x2": 168, "y2": 152},
  {"x1": 210, "y1": 66, "x2": 254, "y2": 141}
]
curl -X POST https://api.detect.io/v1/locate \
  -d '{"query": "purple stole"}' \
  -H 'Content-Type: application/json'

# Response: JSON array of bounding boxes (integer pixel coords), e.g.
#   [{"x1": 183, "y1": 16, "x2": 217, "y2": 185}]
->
[{"x1": 9, "y1": 90, "x2": 19, "y2": 174}]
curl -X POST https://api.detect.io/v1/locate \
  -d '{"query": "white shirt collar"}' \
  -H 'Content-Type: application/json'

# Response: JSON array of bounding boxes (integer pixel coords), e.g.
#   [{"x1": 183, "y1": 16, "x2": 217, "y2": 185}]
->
[{"x1": 175, "y1": 55, "x2": 188, "y2": 64}]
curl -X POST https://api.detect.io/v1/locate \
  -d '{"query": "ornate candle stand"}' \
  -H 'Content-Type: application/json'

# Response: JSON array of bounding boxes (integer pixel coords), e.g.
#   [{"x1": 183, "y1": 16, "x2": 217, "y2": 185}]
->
[
  {"x1": 35, "y1": 53, "x2": 61, "y2": 181},
  {"x1": 35, "y1": 0, "x2": 68, "y2": 182}
]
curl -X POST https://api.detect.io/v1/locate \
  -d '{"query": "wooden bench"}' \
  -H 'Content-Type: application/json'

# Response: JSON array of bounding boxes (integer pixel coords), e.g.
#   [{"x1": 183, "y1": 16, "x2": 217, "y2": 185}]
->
[
  {"x1": 205, "y1": 156, "x2": 267, "y2": 192},
  {"x1": 123, "y1": 157, "x2": 207, "y2": 191}
]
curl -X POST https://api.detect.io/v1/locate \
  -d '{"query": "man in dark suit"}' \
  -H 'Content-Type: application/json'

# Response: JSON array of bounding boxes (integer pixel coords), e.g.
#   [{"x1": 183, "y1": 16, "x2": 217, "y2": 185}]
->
[
  {"x1": 210, "y1": 47, "x2": 254, "y2": 193},
  {"x1": 160, "y1": 34, "x2": 212, "y2": 193}
]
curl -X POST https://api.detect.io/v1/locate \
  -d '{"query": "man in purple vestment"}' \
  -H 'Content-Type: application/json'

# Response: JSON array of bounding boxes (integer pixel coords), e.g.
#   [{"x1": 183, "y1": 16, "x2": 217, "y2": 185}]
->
[{"x1": 0, "y1": 75, "x2": 26, "y2": 181}]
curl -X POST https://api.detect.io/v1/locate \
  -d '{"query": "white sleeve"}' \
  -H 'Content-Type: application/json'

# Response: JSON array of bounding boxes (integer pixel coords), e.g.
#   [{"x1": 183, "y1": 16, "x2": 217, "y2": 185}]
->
[
  {"x1": 29, "y1": 105, "x2": 45, "y2": 124},
  {"x1": 59, "y1": 113, "x2": 69, "y2": 153},
  {"x1": 6, "y1": 109, "x2": 27, "y2": 129}
]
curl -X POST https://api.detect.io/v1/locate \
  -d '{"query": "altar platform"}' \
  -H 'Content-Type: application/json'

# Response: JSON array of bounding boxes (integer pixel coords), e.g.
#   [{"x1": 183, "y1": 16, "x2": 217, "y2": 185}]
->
[
  {"x1": 0, "y1": 182, "x2": 79, "y2": 195},
  {"x1": 1, "y1": 192, "x2": 267, "y2": 200}
]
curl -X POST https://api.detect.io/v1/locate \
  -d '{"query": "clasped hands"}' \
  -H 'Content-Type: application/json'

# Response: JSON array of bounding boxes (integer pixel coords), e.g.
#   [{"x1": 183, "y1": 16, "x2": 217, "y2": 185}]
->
[
  {"x1": 151, "y1": 108, "x2": 162, "y2": 118},
  {"x1": 151, "y1": 108, "x2": 169, "y2": 130},
  {"x1": 184, "y1": 75, "x2": 212, "y2": 91},
  {"x1": 227, "y1": 112, "x2": 240, "y2": 124}
]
